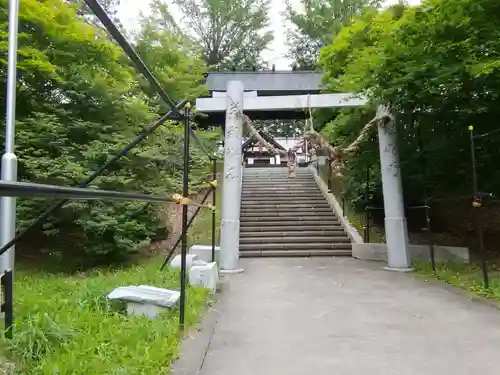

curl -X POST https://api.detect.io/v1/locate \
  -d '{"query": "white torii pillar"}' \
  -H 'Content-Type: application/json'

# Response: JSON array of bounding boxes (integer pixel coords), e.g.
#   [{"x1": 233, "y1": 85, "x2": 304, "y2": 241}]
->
[
  {"x1": 376, "y1": 105, "x2": 412, "y2": 271},
  {"x1": 219, "y1": 81, "x2": 244, "y2": 273}
]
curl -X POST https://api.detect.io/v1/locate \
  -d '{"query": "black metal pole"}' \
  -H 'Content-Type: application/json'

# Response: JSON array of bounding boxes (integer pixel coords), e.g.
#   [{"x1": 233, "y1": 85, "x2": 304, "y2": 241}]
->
[
  {"x1": 469, "y1": 126, "x2": 479, "y2": 196},
  {"x1": 366, "y1": 209, "x2": 371, "y2": 243},
  {"x1": 211, "y1": 157, "x2": 217, "y2": 262},
  {"x1": 1, "y1": 270, "x2": 13, "y2": 338},
  {"x1": 327, "y1": 157, "x2": 332, "y2": 192},
  {"x1": 425, "y1": 201, "x2": 436, "y2": 273},
  {"x1": 417, "y1": 125, "x2": 436, "y2": 273},
  {"x1": 469, "y1": 126, "x2": 489, "y2": 289},
  {"x1": 476, "y1": 212, "x2": 489, "y2": 288},
  {"x1": 159, "y1": 188, "x2": 212, "y2": 271},
  {"x1": 0, "y1": 102, "x2": 186, "y2": 258},
  {"x1": 364, "y1": 166, "x2": 370, "y2": 243},
  {"x1": 179, "y1": 104, "x2": 191, "y2": 329}
]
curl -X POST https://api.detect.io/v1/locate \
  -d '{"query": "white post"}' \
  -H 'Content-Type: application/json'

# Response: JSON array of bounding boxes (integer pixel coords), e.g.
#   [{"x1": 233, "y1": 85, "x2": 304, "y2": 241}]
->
[
  {"x1": 1, "y1": 0, "x2": 20, "y2": 276},
  {"x1": 219, "y1": 81, "x2": 244, "y2": 273},
  {"x1": 377, "y1": 106, "x2": 412, "y2": 271}
]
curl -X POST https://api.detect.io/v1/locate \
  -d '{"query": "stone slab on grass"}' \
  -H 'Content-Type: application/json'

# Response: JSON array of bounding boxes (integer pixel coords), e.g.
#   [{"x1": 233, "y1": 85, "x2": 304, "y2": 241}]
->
[{"x1": 108, "y1": 285, "x2": 180, "y2": 319}]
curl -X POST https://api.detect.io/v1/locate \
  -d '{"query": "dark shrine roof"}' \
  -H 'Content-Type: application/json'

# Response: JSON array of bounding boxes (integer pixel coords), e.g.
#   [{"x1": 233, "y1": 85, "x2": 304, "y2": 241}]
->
[{"x1": 241, "y1": 130, "x2": 287, "y2": 152}]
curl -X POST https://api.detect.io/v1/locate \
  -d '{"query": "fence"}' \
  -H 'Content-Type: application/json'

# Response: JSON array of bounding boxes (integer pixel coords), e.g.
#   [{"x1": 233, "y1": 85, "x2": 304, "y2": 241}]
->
[
  {"x1": 312, "y1": 126, "x2": 494, "y2": 291},
  {"x1": 0, "y1": 0, "x2": 217, "y2": 338}
]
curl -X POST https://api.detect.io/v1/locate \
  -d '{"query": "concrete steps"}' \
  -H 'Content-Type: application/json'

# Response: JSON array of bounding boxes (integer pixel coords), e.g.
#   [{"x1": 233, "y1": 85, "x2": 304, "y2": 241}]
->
[{"x1": 239, "y1": 166, "x2": 352, "y2": 258}]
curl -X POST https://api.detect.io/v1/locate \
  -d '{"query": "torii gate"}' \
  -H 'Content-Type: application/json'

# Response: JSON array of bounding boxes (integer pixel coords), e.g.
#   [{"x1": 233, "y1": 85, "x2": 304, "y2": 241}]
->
[{"x1": 196, "y1": 72, "x2": 411, "y2": 274}]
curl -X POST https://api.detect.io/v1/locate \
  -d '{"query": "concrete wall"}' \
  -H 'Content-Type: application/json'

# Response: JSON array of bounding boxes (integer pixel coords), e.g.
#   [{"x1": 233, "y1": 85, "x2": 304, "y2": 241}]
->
[
  {"x1": 308, "y1": 164, "x2": 364, "y2": 244},
  {"x1": 352, "y1": 243, "x2": 470, "y2": 264}
]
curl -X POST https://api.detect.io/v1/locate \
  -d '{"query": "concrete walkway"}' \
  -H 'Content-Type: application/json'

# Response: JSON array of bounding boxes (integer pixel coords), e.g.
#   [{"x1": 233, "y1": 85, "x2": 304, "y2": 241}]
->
[{"x1": 200, "y1": 258, "x2": 500, "y2": 375}]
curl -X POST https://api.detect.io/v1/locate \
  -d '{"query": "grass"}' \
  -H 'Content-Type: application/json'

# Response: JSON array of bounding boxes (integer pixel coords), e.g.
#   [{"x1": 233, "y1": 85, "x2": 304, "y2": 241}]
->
[
  {"x1": 413, "y1": 260, "x2": 500, "y2": 302},
  {"x1": 0, "y1": 191, "x2": 220, "y2": 375}
]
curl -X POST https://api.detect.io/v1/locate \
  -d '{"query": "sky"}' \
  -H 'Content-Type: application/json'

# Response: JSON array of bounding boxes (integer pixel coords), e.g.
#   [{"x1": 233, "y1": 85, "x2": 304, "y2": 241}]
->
[{"x1": 117, "y1": 0, "x2": 422, "y2": 70}]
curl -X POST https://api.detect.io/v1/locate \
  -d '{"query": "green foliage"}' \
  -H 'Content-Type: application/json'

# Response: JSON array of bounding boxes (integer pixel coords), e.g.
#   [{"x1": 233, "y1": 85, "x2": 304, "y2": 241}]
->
[
  {"x1": 285, "y1": 0, "x2": 381, "y2": 69},
  {"x1": 68, "y1": 0, "x2": 122, "y2": 29},
  {"x1": 134, "y1": 2, "x2": 208, "y2": 110},
  {"x1": 0, "y1": 258, "x2": 209, "y2": 374},
  {"x1": 319, "y1": 0, "x2": 500, "y2": 211},
  {"x1": 251, "y1": 119, "x2": 306, "y2": 137},
  {"x1": 0, "y1": 0, "x2": 218, "y2": 266},
  {"x1": 147, "y1": 0, "x2": 273, "y2": 69}
]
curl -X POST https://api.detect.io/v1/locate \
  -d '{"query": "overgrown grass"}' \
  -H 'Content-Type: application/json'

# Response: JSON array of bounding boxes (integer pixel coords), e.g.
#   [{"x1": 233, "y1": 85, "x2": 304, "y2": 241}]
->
[
  {"x1": 0, "y1": 259, "x2": 209, "y2": 374},
  {"x1": 413, "y1": 260, "x2": 500, "y2": 301},
  {"x1": 0, "y1": 191, "x2": 221, "y2": 374}
]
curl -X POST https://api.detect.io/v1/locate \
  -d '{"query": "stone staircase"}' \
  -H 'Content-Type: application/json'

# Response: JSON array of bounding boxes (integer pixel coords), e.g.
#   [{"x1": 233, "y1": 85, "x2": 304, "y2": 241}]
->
[{"x1": 239, "y1": 166, "x2": 352, "y2": 257}]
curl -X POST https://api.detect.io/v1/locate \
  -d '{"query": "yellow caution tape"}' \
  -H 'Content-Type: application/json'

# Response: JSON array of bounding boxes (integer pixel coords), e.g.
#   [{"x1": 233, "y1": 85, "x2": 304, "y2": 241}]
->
[
  {"x1": 171, "y1": 193, "x2": 218, "y2": 211},
  {"x1": 195, "y1": 180, "x2": 218, "y2": 189},
  {"x1": 172, "y1": 193, "x2": 191, "y2": 205}
]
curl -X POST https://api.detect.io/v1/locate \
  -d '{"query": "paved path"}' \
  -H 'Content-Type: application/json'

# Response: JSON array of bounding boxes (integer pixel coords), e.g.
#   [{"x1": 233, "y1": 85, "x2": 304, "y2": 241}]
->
[{"x1": 200, "y1": 258, "x2": 500, "y2": 375}]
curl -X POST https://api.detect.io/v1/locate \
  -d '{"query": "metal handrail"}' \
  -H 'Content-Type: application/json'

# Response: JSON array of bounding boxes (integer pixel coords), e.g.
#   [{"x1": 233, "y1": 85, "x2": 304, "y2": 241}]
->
[{"x1": 0, "y1": 181, "x2": 179, "y2": 203}]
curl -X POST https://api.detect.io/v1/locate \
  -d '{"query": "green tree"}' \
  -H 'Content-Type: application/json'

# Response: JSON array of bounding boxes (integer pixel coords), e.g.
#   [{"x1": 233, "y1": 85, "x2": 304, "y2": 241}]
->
[
  {"x1": 68, "y1": 0, "x2": 123, "y2": 29},
  {"x1": 318, "y1": 0, "x2": 500, "y2": 209},
  {"x1": 0, "y1": 0, "x2": 215, "y2": 266},
  {"x1": 135, "y1": 1, "x2": 208, "y2": 109},
  {"x1": 149, "y1": 0, "x2": 273, "y2": 70},
  {"x1": 285, "y1": 0, "x2": 381, "y2": 69}
]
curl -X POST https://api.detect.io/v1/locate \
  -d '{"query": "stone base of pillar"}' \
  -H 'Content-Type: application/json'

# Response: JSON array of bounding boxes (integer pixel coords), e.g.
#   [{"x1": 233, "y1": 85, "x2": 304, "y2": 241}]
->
[
  {"x1": 384, "y1": 216, "x2": 412, "y2": 269},
  {"x1": 383, "y1": 266, "x2": 414, "y2": 273},
  {"x1": 220, "y1": 268, "x2": 244, "y2": 274},
  {"x1": 220, "y1": 218, "x2": 241, "y2": 271}
]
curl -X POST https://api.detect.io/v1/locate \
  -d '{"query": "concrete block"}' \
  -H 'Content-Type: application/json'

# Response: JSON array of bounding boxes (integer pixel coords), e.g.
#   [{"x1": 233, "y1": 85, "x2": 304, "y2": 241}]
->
[
  {"x1": 189, "y1": 244, "x2": 220, "y2": 263},
  {"x1": 352, "y1": 243, "x2": 470, "y2": 264},
  {"x1": 189, "y1": 262, "x2": 218, "y2": 294},
  {"x1": 126, "y1": 302, "x2": 165, "y2": 319},
  {"x1": 108, "y1": 285, "x2": 180, "y2": 319},
  {"x1": 170, "y1": 254, "x2": 198, "y2": 269}
]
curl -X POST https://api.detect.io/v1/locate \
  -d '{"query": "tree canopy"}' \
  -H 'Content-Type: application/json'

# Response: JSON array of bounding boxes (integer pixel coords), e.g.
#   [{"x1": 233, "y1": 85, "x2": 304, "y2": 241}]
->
[
  {"x1": 317, "y1": 0, "x2": 500, "y2": 247},
  {"x1": 0, "y1": 0, "x2": 215, "y2": 267},
  {"x1": 285, "y1": 0, "x2": 380, "y2": 69},
  {"x1": 148, "y1": 0, "x2": 274, "y2": 70}
]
